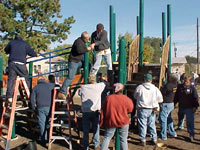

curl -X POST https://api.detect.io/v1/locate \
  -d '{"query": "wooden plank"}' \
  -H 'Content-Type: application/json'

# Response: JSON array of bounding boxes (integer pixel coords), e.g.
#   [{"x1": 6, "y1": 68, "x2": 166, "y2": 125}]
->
[
  {"x1": 127, "y1": 35, "x2": 140, "y2": 81},
  {"x1": 159, "y1": 36, "x2": 170, "y2": 89}
]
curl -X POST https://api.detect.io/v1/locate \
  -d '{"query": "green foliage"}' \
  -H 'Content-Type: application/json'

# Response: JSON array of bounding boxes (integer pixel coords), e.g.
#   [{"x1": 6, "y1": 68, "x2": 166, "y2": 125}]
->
[
  {"x1": 118, "y1": 33, "x2": 159, "y2": 63},
  {"x1": 143, "y1": 44, "x2": 154, "y2": 62},
  {"x1": 185, "y1": 55, "x2": 197, "y2": 64},
  {"x1": 0, "y1": 0, "x2": 75, "y2": 53},
  {"x1": 144, "y1": 37, "x2": 162, "y2": 63}
]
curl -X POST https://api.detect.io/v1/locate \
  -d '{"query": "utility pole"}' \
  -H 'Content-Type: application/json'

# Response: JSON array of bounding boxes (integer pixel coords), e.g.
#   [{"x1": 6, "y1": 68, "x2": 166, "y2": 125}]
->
[
  {"x1": 173, "y1": 42, "x2": 177, "y2": 57},
  {"x1": 197, "y1": 18, "x2": 199, "y2": 74}
]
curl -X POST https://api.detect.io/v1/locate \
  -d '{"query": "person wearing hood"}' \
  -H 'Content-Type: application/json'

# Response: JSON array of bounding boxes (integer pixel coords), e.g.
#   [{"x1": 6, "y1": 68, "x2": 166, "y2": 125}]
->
[
  {"x1": 159, "y1": 73, "x2": 178, "y2": 140},
  {"x1": 134, "y1": 73, "x2": 163, "y2": 146},
  {"x1": 30, "y1": 77, "x2": 55, "y2": 146}
]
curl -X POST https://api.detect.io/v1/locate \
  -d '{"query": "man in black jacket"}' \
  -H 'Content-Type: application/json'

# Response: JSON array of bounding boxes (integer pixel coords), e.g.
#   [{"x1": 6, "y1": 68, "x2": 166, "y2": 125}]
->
[
  {"x1": 90, "y1": 23, "x2": 112, "y2": 75},
  {"x1": 4, "y1": 36, "x2": 39, "y2": 102},
  {"x1": 174, "y1": 75, "x2": 199, "y2": 142},
  {"x1": 58, "y1": 31, "x2": 94, "y2": 99},
  {"x1": 30, "y1": 77, "x2": 55, "y2": 145}
]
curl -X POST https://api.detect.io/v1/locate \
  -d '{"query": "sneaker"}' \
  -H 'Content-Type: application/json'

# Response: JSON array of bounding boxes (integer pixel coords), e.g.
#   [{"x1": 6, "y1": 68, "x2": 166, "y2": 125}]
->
[
  {"x1": 8, "y1": 98, "x2": 12, "y2": 103},
  {"x1": 190, "y1": 136, "x2": 194, "y2": 142},
  {"x1": 57, "y1": 92, "x2": 66, "y2": 99},
  {"x1": 176, "y1": 128, "x2": 184, "y2": 131}
]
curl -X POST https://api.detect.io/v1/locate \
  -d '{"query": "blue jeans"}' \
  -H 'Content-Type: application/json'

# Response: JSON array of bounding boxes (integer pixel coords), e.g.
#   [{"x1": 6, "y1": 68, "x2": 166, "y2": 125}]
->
[
  {"x1": 60, "y1": 61, "x2": 82, "y2": 94},
  {"x1": 178, "y1": 108, "x2": 194, "y2": 136},
  {"x1": 101, "y1": 125, "x2": 129, "y2": 150},
  {"x1": 6, "y1": 62, "x2": 29, "y2": 98},
  {"x1": 91, "y1": 53, "x2": 112, "y2": 75},
  {"x1": 137, "y1": 108, "x2": 157, "y2": 142},
  {"x1": 159, "y1": 103, "x2": 176, "y2": 139},
  {"x1": 178, "y1": 109, "x2": 185, "y2": 129},
  {"x1": 37, "y1": 107, "x2": 51, "y2": 142},
  {"x1": 82, "y1": 111, "x2": 100, "y2": 150}
]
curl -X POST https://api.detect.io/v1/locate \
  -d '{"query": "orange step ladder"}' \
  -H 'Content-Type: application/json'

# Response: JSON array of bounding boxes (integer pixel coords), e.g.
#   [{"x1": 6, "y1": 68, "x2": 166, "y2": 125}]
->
[
  {"x1": 0, "y1": 77, "x2": 30, "y2": 150},
  {"x1": 48, "y1": 87, "x2": 73, "y2": 150}
]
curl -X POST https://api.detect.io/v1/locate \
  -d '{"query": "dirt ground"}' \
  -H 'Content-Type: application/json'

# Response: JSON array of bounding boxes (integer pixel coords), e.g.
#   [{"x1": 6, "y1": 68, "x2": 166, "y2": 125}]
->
[{"x1": 1, "y1": 93, "x2": 200, "y2": 150}]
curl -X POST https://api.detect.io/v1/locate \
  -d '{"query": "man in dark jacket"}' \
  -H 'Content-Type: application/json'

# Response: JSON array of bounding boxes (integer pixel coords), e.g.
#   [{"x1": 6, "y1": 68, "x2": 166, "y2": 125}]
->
[
  {"x1": 30, "y1": 77, "x2": 55, "y2": 145},
  {"x1": 4, "y1": 36, "x2": 39, "y2": 102},
  {"x1": 58, "y1": 31, "x2": 94, "y2": 99},
  {"x1": 90, "y1": 23, "x2": 112, "y2": 75},
  {"x1": 174, "y1": 75, "x2": 199, "y2": 142}
]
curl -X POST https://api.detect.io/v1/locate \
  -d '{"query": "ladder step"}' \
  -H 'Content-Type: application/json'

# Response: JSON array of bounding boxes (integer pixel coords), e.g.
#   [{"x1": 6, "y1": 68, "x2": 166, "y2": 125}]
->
[
  {"x1": 0, "y1": 124, "x2": 8, "y2": 130},
  {"x1": 54, "y1": 111, "x2": 69, "y2": 115},
  {"x1": 55, "y1": 99, "x2": 68, "y2": 102},
  {"x1": 0, "y1": 136, "x2": 7, "y2": 142},
  {"x1": 15, "y1": 106, "x2": 29, "y2": 111},
  {"x1": 51, "y1": 136, "x2": 69, "y2": 140},
  {"x1": 53, "y1": 123, "x2": 69, "y2": 128}
]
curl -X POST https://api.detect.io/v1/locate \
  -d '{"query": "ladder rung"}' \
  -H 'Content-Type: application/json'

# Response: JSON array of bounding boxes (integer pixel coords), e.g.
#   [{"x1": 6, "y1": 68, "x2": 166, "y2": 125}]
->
[
  {"x1": 54, "y1": 111, "x2": 69, "y2": 115},
  {"x1": 50, "y1": 136, "x2": 69, "y2": 140},
  {"x1": 55, "y1": 99, "x2": 67, "y2": 102},
  {"x1": 4, "y1": 112, "x2": 10, "y2": 118},
  {"x1": 52, "y1": 123, "x2": 69, "y2": 128},
  {"x1": 0, "y1": 136, "x2": 7, "y2": 142},
  {"x1": 15, "y1": 106, "x2": 29, "y2": 111},
  {"x1": 0, "y1": 124, "x2": 8, "y2": 130}
]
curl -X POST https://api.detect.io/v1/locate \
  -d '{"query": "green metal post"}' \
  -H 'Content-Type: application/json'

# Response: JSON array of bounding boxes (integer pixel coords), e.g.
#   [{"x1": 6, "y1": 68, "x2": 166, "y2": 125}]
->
[
  {"x1": 29, "y1": 62, "x2": 33, "y2": 92},
  {"x1": 84, "y1": 43, "x2": 89, "y2": 84},
  {"x1": 162, "y1": 12, "x2": 167, "y2": 46},
  {"x1": 115, "y1": 37, "x2": 126, "y2": 150},
  {"x1": 167, "y1": 4, "x2": 172, "y2": 73},
  {"x1": 119, "y1": 37, "x2": 126, "y2": 83},
  {"x1": 11, "y1": 117, "x2": 15, "y2": 139},
  {"x1": 137, "y1": 16, "x2": 140, "y2": 35},
  {"x1": 113, "y1": 13, "x2": 116, "y2": 61},
  {"x1": 0, "y1": 55, "x2": 3, "y2": 96},
  {"x1": 110, "y1": 5, "x2": 115, "y2": 62},
  {"x1": 139, "y1": 0, "x2": 144, "y2": 67}
]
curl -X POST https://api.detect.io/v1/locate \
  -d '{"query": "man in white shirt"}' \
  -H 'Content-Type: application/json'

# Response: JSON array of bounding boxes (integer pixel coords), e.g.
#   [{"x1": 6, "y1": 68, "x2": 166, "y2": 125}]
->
[
  {"x1": 134, "y1": 73, "x2": 163, "y2": 146},
  {"x1": 79, "y1": 73, "x2": 106, "y2": 150}
]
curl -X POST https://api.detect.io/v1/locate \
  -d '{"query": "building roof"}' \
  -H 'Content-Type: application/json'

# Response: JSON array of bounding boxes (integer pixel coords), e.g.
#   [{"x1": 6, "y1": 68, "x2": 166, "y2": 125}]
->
[{"x1": 172, "y1": 57, "x2": 187, "y2": 64}]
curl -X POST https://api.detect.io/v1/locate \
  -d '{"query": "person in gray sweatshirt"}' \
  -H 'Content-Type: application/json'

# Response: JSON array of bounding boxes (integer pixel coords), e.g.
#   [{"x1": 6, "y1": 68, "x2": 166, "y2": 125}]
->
[{"x1": 30, "y1": 77, "x2": 55, "y2": 146}]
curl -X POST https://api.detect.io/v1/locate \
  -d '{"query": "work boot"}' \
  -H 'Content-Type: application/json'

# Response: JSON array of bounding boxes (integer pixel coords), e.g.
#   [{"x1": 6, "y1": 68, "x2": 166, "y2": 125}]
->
[{"x1": 57, "y1": 92, "x2": 66, "y2": 99}]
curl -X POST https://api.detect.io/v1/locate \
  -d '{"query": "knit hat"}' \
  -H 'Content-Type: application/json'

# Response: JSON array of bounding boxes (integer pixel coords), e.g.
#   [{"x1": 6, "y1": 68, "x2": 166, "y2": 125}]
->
[
  {"x1": 114, "y1": 83, "x2": 124, "y2": 93},
  {"x1": 144, "y1": 73, "x2": 152, "y2": 81},
  {"x1": 88, "y1": 73, "x2": 96, "y2": 83}
]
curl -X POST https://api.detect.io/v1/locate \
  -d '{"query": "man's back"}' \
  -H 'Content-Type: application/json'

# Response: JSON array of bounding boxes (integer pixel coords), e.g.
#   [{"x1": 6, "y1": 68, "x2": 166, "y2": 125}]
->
[
  {"x1": 79, "y1": 82, "x2": 105, "y2": 112},
  {"x1": 5, "y1": 37, "x2": 37, "y2": 63},
  {"x1": 31, "y1": 79, "x2": 55, "y2": 109},
  {"x1": 134, "y1": 82, "x2": 163, "y2": 109}
]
